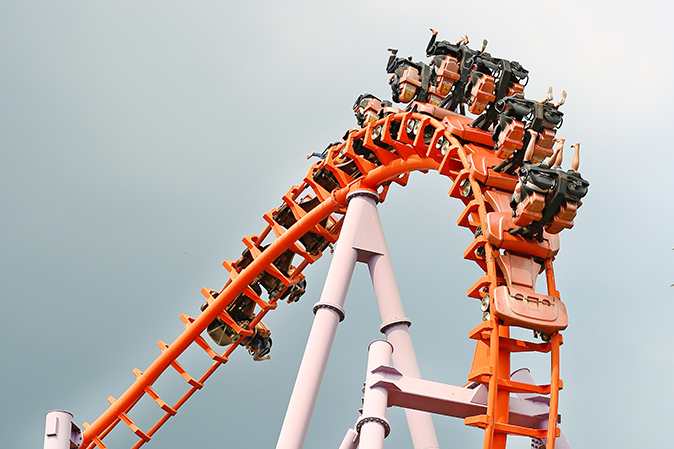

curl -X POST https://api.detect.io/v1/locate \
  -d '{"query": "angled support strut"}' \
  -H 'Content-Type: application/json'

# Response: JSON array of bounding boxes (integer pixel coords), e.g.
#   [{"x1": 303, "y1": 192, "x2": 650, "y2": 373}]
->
[{"x1": 276, "y1": 190, "x2": 439, "y2": 449}]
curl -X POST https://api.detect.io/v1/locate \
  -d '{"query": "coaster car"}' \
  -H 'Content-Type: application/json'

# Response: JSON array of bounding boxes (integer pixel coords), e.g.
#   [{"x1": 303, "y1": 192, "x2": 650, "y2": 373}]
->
[
  {"x1": 201, "y1": 293, "x2": 273, "y2": 361},
  {"x1": 492, "y1": 97, "x2": 565, "y2": 174},
  {"x1": 509, "y1": 163, "x2": 589, "y2": 240}
]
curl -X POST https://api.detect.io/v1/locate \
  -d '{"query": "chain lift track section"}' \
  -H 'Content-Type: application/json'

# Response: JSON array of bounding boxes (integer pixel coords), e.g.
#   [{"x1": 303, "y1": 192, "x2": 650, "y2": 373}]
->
[{"x1": 79, "y1": 109, "x2": 573, "y2": 449}]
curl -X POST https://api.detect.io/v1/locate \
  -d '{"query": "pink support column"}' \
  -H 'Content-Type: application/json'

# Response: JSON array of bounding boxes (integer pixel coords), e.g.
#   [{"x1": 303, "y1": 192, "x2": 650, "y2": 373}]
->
[
  {"x1": 275, "y1": 192, "x2": 372, "y2": 449},
  {"x1": 357, "y1": 340, "x2": 394, "y2": 449},
  {"x1": 355, "y1": 192, "x2": 441, "y2": 449},
  {"x1": 43, "y1": 410, "x2": 81, "y2": 449},
  {"x1": 276, "y1": 191, "x2": 439, "y2": 449}
]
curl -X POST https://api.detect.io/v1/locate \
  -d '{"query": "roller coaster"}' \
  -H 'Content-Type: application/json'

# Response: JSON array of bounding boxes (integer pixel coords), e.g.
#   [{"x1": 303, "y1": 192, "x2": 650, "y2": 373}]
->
[{"x1": 43, "y1": 30, "x2": 589, "y2": 449}]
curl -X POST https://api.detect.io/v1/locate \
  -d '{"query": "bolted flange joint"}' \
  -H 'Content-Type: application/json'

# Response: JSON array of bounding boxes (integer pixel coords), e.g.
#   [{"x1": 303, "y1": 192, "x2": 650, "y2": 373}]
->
[
  {"x1": 379, "y1": 317, "x2": 412, "y2": 334},
  {"x1": 347, "y1": 189, "x2": 380, "y2": 204},
  {"x1": 355, "y1": 415, "x2": 391, "y2": 438},
  {"x1": 312, "y1": 302, "x2": 346, "y2": 322}
]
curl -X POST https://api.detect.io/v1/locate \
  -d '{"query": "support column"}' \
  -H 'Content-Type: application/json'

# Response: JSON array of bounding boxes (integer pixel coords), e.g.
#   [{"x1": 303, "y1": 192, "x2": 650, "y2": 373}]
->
[
  {"x1": 359, "y1": 193, "x2": 441, "y2": 449},
  {"x1": 43, "y1": 410, "x2": 81, "y2": 449},
  {"x1": 276, "y1": 192, "x2": 372, "y2": 449},
  {"x1": 357, "y1": 340, "x2": 394, "y2": 449},
  {"x1": 276, "y1": 190, "x2": 439, "y2": 449}
]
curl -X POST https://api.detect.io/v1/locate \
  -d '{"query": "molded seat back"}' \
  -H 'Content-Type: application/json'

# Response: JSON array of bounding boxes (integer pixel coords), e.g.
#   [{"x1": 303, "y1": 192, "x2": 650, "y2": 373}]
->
[{"x1": 492, "y1": 285, "x2": 568, "y2": 333}]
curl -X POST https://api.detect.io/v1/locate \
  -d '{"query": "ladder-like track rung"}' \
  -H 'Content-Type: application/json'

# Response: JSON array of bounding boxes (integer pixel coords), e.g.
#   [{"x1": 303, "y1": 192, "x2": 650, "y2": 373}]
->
[
  {"x1": 157, "y1": 341, "x2": 204, "y2": 389},
  {"x1": 468, "y1": 321, "x2": 494, "y2": 341},
  {"x1": 322, "y1": 161, "x2": 355, "y2": 189},
  {"x1": 194, "y1": 335, "x2": 229, "y2": 364},
  {"x1": 132, "y1": 368, "x2": 178, "y2": 415},
  {"x1": 261, "y1": 213, "x2": 316, "y2": 258},
  {"x1": 463, "y1": 237, "x2": 487, "y2": 270},
  {"x1": 448, "y1": 169, "x2": 471, "y2": 200},
  {"x1": 280, "y1": 192, "x2": 340, "y2": 243},
  {"x1": 302, "y1": 174, "x2": 333, "y2": 202},
  {"x1": 216, "y1": 309, "x2": 254, "y2": 337},
  {"x1": 91, "y1": 435, "x2": 109, "y2": 449},
  {"x1": 329, "y1": 133, "x2": 381, "y2": 185},
  {"x1": 471, "y1": 328, "x2": 543, "y2": 350},
  {"x1": 199, "y1": 285, "x2": 236, "y2": 311},
  {"x1": 218, "y1": 265, "x2": 278, "y2": 311},
  {"x1": 107, "y1": 396, "x2": 151, "y2": 442},
  {"x1": 468, "y1": 325, "x2": 563, "y2": 354},
  {"x1": 195, "y1": 294, "x2": 255, "y2": 338},
  {"x1": 467, "y1": 375, "x2": 563, "y2": 395},
  {"x1": 179, "y1": 314, "x2": 229, "y2": 364},
  {"x1": 393, "y1": 113, "x2": 416, "y2": 146},
  {"x1": 465, "y1": 415, "x2": 560, "y2": 439},
  {"x1": 437, "y1": 143, "x2": 462, "y2": 177},
  {"x1": 411, "y1": 117, "x2": 434, "y2": 152},
  {"x1": 466, "y1": 276, "x2": 490, "y2": 299},
  {"x1": 500, "y1": 335, "x2": 561, "y2": 353},
  {"x1": 464, "y1": 414, "x2": 490, "y2": 429},
  {"x1": 494, "y1": 422, "x2": 559, "y2": 439},
  {"x1": 467, "y1": 365, "x2": 493, "y2": 382},
  {"x1": 200, "y1": 287, "x2": 220, "y2": 303},
  {"x1": 362, "y1": 118, "x2": 401, "y2": 167},
  {"x1": 457, "y1": 199, "x2": 481, "y2": 229},
  {"x1": 384, "y1": 115, "x2": 416, "y2": 159},
  {"x1": 240, "y1": 235, "x2": 296, "y2": 283},
  {"x1": 82, "y1": 419, "x2": 119, "y2": 448},
  {"x1": 240, "y1": 235, "x2": 301, "y2": 293},
  {"x1": 497, "y1": 378, "x2": 563, "y2": 395},
  {"x1": 423, "y1": 126, "x2": 447, "y2": 161}
]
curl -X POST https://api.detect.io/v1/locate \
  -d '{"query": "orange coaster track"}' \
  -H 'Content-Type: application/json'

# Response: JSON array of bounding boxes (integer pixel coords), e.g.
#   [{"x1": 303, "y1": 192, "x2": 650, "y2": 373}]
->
[{"x1": 80, "y1": 109, "x2": 572, "y2": 449}]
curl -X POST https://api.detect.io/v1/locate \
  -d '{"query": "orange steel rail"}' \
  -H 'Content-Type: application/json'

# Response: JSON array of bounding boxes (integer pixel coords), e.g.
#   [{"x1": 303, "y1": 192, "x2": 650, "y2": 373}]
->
[{"x1": 80, "y1": 110, "x2": 571, "y2": 449}]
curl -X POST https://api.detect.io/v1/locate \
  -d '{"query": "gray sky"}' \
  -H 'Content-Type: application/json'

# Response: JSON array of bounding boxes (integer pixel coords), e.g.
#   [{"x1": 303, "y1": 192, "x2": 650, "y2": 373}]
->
[{"x1": 2, "y1": 1, "x2": 673, "y2": 448}]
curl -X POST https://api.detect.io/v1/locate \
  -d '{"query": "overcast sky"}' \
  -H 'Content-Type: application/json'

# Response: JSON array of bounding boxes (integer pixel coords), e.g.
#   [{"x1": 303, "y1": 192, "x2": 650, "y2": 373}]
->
[{"x1": 2, "y1": 1, "x2": 673, "y2": 448}]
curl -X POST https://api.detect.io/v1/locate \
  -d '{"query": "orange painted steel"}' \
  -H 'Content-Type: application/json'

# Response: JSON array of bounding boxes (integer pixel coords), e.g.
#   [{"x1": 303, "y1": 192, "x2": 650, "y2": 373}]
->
[
  {"x1": 444, "y1": 120, "x2": 567, "y2": 449},
  {"x1": 80, "y1": 110, "x2": 572, "y2": 449},
  {"x1": 82, "y1": 197, "x2": 339, "y2": 446},
  {"x1": 79, "y1": 112, "x2": 442, "y2": 449}
]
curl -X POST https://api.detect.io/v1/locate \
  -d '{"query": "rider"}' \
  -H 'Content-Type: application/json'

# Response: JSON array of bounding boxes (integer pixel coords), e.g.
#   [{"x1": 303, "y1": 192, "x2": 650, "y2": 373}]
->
[
  {"x1": 511, "y1": 129, "x2": 539, "y2": 207},
  {"x1": 385, "y1": 48, "x2": 423, "y2": 103},
  {"x1": 425, "y1": 28, "x2": 467, "y2": 58},
  {"x1": 545, "y1": 138, "x2": 580, "y2": 172}
]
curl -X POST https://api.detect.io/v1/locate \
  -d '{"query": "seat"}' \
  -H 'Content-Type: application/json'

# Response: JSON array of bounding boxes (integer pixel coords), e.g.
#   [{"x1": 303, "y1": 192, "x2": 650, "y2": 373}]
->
[{"x1": 492, "y1": 285, "x2": 568, "y2": 334}]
